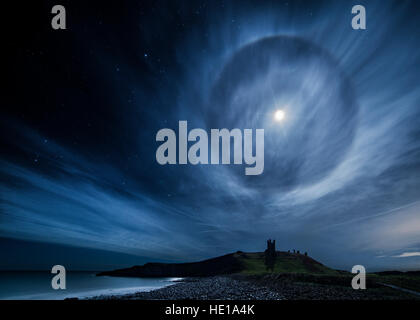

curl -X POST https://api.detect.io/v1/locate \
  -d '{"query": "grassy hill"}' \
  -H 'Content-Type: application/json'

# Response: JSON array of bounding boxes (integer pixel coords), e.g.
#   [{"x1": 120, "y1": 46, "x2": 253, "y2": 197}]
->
[
  {"x1": 235, "y1": 251, "x2": 338, "y2": 275},
  {"x1": 98, "y1": 251, "x2": 337, "y2": 278}
]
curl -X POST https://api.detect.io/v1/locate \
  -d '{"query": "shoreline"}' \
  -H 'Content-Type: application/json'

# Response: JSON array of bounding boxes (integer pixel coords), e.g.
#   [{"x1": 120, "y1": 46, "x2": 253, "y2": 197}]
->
[
  {"x1": 85, "y1": 274, "x2": 420, "y2": 300},
  {"x1": 86, "y1": 276, "x2": 283, "y2": 300}
]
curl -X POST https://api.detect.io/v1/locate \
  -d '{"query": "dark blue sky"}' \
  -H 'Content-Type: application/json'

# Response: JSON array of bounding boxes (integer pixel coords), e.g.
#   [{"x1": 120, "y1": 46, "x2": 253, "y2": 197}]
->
[{"x1": 2, "y1": 0, "x2": 420, "y2": 271}]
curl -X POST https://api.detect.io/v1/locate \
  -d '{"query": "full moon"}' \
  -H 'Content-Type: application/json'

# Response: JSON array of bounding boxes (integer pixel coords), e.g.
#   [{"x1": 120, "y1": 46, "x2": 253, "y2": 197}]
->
[{"x1": 274, "y1": 109, "x2": 285, "y2": 122}]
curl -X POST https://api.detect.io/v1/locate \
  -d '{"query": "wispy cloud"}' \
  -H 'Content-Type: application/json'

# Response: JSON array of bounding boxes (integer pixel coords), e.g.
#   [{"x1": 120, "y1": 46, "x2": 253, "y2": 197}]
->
[{"x1": 393, "y1": 252, "x2": 420, "y2": 258}]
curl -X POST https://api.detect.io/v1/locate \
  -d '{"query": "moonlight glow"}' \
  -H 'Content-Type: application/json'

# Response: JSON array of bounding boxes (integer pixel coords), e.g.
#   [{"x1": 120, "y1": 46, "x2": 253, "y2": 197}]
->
[{"x1": 274, "y1": 109, "x2": 285, "y2": 122}]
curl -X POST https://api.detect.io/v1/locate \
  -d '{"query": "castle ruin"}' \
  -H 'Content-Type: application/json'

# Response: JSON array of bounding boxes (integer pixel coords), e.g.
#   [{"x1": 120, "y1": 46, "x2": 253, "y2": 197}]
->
[{"x1": 264, "y1": 239, "x2": 277, "y2": 271}]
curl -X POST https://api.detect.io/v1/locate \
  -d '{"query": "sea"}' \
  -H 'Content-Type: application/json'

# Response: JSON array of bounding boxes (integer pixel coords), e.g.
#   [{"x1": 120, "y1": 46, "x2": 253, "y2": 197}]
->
[{"x1": 0, "y1": 271, "x2": 179, "y2": 300}]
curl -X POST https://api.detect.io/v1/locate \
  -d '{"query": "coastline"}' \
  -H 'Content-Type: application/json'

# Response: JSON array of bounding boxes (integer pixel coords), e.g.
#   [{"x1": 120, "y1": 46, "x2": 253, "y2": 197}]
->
[
  {"x1": 84, "y1": 275, "x2": 420, "y2": 300},
  {"x1": 0, "y1": 271, "x2": 179, "y2": 300},
  {"x1": 86, "y1": 276, "x2": 283, "y2": 300}
]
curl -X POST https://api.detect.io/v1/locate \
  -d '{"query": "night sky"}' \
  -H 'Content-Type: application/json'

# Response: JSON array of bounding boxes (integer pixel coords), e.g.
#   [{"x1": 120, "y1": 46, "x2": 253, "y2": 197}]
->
[{"x1": 2, "y1": 0, "x2": 420, "y2": 271}]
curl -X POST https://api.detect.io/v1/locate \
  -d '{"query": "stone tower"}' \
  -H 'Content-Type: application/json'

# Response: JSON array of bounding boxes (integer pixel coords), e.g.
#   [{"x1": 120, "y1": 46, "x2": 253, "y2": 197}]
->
[
  {"x1": 265, "y1": 239, "x2": 276, "y2": 271},
  {"x1": 266, "y1": 239, "x2": 276, "y2": 255}
]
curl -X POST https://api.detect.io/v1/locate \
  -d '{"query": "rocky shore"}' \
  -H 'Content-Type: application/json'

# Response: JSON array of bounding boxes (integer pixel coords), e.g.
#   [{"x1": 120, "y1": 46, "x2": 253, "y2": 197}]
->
[
  {"x1": 87, "y1": 275, "x2": 419, "y2": 300},
  {"x1": 89, "y1": 276, "x2": 283, "y2": 300}
]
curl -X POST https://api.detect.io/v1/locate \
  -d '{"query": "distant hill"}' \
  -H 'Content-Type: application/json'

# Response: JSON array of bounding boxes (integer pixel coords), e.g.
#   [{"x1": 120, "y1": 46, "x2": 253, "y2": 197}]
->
[
  {"x1": 97, "y1": 251, "x2": 337, "y2": 278},
  {"x1": 374, "y1": 271, "x2": 420, "y2": 276}
]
